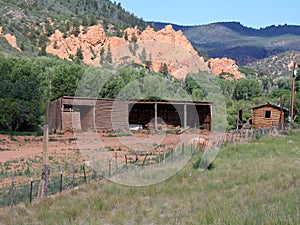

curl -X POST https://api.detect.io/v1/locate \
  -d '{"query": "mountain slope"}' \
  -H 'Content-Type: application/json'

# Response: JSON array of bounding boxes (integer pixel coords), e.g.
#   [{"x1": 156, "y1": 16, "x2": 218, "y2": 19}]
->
[
  {"x1": 150, "y1": 22, "x2": 300, "y2": 65},
  {"x1": 247, "y1": 51, "x2": 300, "y2": 78},
  {"x1": 0, "y1": 0, "x2": 147, "y2": 55}
]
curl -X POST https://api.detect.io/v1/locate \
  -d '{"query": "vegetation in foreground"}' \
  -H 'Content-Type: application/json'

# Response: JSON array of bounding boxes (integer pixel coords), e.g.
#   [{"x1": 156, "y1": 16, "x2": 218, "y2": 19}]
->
[{"x1": 0, "y1": 131, "x2": 299, "y2": 225}]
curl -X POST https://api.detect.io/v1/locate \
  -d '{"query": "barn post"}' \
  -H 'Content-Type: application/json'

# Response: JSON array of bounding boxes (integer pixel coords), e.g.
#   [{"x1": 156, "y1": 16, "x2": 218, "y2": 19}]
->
[
  {"x1": 184, "y1": 103, "x2": 187, "y2": 129},
  {"x1": 154, "y1": 103, "x2": 158, "y2": 130}
]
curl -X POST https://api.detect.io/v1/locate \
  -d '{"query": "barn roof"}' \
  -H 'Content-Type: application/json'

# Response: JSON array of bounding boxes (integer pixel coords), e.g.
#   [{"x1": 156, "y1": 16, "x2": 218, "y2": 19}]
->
[
  {"x1": 55, "y1": 96, "x2": 213, "y2": 106},
  {"x1": 251, "y1": 102, "x2": 289, "y2": 111}
]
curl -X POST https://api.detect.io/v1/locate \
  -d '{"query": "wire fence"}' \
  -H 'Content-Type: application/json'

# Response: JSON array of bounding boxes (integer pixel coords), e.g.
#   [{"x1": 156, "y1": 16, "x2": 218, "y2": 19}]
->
[{"x1": 0, "y1": 126, "x2": 285, "y2": 208}]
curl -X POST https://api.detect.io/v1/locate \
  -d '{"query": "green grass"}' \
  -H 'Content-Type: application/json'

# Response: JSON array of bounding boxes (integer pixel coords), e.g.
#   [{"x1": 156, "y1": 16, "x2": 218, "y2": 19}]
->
[{"x1": 0, "y1": 131, "x2": 300, "y2": 224}]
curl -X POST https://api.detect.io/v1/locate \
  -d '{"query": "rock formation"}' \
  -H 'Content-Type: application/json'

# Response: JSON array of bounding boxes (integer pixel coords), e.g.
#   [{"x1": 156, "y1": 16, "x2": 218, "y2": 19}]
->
[
  {"x1": 0, "y1": 26, "x2": 21, "y2": 51},
  {"x1": 46, "y1": 24, "x2": 209, "y2": 80},
  {"x1": 207, "y1": 58, "x2": 244, "y2": 80}
]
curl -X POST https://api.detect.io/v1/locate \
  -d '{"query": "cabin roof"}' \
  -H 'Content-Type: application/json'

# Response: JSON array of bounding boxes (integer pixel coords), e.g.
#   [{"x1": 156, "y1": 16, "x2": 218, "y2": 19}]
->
[{"x1": 251, "y1": 102, "x2": 289, "y2": 112}]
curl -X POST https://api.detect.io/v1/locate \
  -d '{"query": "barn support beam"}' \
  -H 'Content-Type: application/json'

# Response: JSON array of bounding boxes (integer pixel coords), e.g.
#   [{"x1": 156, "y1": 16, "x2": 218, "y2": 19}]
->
[
  {"x1": 154, "y1": 103, "x2": 158, "y2": 130},
  {"x1": 184, "y1": 104, "x2": 187, "y2": 128},
  {"x1": 92, "y1": 106, "x2": 96, "y2": 130}
]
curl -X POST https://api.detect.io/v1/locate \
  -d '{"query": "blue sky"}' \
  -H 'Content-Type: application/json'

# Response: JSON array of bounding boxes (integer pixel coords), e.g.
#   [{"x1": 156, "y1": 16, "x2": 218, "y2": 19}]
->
[{"x1": 115, "y1": 0, "x2": 299, "y2": 28}]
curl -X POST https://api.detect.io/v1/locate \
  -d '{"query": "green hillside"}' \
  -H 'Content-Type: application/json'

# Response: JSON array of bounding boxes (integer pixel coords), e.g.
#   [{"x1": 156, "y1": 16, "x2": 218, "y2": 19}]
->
[
  {"x1": 151, "y1": 22, "x2": 300, "y2": 65},
  {"x1": 1, "y1": 132, "x2": 299, "y2": 224},
  {"x1": 0, "y1": 0, "x2": 147, "y2": 55}
]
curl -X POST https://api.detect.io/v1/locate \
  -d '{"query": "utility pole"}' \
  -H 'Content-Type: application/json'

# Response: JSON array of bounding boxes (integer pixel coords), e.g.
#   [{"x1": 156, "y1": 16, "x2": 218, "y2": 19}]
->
[{"x1": 289, "y1": 61, "x2": 297, "y2": 122}]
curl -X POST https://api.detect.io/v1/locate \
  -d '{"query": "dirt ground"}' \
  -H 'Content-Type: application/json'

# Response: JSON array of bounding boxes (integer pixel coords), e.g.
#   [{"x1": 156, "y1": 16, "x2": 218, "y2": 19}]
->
[
  {"x1": 0, "y1": 129, "x2": 213, "y2": 163},
  {"x1": 0, "y1": 129, "x2": 212, "y2": 187}
]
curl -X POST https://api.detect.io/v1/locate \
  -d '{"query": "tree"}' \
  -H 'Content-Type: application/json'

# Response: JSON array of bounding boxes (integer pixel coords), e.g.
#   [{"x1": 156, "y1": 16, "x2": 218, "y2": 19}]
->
[
  {"x1": 106, "y1": 44, "x2": 112, "y2": 64},
  {"x1": 139, "y1": 47, "x2": 146, "y2": 63},
  {"x1": 76, "y1": 47, "x2": 84, "y2": 61},
  {"x1": 100, "y1": 47, "x2": 105, "y2": 64},
  {"x1": 0, "y1": 99, "x2": 40, "y2": 131},
  {"x1": 38, "y1": 44, "x2": 47, "y2": 56},
  {"x1": 184, "y1": 74, "x2": 206, "y2": 100},
  {"x1": 124, "y1": 31, "x2": 128, "y2": 41},
  {"x1": 159, "y1": 63, "x2": 168, "y2": 76},
  {"x1": 233, "y1": 78, "x2": 262, "y2": 101},
  {"x1": 90, "y1": 15, "x2": 98, "y2": 26},
  {"x1": 82, "y1": 15, "x2": 88, "y2": 26}
]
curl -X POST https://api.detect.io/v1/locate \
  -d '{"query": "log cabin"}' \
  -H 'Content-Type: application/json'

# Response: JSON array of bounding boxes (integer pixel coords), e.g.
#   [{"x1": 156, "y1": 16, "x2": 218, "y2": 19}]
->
[{"x1": 251, "y1": 102, "x2": 288, "y2": 129}]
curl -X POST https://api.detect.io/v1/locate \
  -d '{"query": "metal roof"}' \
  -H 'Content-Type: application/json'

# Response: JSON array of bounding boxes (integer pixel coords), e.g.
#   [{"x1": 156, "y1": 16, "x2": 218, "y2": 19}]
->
[{"x1": 251, "y1": 102, "x2": 289, "y2": 111}]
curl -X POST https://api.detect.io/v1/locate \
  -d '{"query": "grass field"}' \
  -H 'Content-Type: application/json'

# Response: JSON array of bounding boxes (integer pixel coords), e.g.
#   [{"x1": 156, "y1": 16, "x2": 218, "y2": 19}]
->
[{"x1": 0, "y1": 131, "x2": 299, "y2": 225}]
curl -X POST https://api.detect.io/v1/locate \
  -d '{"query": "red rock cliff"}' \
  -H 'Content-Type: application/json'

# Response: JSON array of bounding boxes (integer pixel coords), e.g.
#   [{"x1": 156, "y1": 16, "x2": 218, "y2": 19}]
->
[
  {"x1": 0, "y1": 26, "x2": 21, "y2": 51},
  {"x1": 46, "y1": 24, "x2": 209, "y2": 80},
  {"x1": 207, "y1": 58, "x2": 244, "y2": 80}
]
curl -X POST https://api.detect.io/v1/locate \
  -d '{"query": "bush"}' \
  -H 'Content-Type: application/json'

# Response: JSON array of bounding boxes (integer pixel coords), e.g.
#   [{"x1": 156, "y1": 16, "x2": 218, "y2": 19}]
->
[{"x1": 193, "y1": 157, "x2": 215, "y2": 170}]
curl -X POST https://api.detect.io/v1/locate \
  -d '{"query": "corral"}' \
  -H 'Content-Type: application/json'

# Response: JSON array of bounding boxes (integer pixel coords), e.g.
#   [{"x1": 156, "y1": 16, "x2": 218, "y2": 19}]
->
[{"x1": 46, "y1": 96, "x2": 212, "y2": 132}]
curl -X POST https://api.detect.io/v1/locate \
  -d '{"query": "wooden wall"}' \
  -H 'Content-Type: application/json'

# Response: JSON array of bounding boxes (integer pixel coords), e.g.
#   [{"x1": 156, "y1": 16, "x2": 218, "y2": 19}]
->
[
  {"x1": 62, "y1": 112, "x2": 81, "y2": 130},
  {"x1": 95, "y1": 99, "x2": 128, "y2": 130},
  {"x1": 252, "y1": 106, "x2": 285, "y2": 129},
  {"x1": 46, "y1": 97, "x2": 212, "y2": 131},
  {"x1": 46, "y1": 98, "x2": 62, "y2": 131}
]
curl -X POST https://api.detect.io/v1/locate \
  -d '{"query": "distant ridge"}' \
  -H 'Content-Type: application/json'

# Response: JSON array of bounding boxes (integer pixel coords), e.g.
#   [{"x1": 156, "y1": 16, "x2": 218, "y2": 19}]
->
[
  {"x1": 147, "y1": 21, "x2": 193, "y2": 31},
  {"x1": 149, "y1": 21, "x2": 300, "y2": 65},
  {"x1": 149, "y1": 21, "x2": 300, "y2": 37}
]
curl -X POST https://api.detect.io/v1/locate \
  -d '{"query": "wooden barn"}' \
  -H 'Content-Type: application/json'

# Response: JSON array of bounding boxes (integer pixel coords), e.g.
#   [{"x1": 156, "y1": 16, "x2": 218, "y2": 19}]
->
[{"x1": 46, "y1": 96, "x2": 212, "y2": 132}]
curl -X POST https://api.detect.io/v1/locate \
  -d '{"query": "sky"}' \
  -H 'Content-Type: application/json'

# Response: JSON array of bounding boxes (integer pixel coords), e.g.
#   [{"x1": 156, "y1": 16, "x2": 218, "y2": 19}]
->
[{"x1": 115, "y1": 0, "x2": 300, "y2": 29}]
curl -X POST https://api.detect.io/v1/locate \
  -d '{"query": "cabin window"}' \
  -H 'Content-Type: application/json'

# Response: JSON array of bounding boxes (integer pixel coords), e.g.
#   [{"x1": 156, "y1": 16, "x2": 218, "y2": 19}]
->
[{"x1": 264, "y1": 110, "x2": 271, "y2": 119}]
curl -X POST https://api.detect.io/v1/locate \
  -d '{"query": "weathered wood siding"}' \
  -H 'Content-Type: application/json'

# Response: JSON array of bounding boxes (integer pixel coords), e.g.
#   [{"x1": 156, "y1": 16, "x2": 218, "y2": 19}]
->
[
  {"x1": 46, "y1": 98, "x2": 62, "y2": 131},
  {"x1": 252, "y1": 106, "x2": 284, "y2": 129},
  {"x1": 46, "y1": 97, "x2": 212, "y2": 131},
  {"x1": 95, "y1": 99, "x2": 128, "y2": 129},
  {"x1": 62, "y1": 112, "x2": 81, "y2": 130}
]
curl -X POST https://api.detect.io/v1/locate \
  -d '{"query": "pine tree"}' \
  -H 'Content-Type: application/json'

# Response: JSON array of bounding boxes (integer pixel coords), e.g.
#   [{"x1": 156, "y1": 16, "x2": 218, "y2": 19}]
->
[
  {"x1": 106, "y1": 44, "x2": 112, "y2": 64},
  {"x1": 100, "y1": 47, "x2": 105, "y2": 64},
  {"x1": 159, "y1": 63, "x2": 168, "y2": 75}
]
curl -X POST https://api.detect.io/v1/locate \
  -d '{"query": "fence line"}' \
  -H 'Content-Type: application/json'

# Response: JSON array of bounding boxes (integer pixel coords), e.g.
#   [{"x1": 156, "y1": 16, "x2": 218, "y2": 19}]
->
[{"x1": 0, "y1": 126, "x2": 283, "y2": 208}]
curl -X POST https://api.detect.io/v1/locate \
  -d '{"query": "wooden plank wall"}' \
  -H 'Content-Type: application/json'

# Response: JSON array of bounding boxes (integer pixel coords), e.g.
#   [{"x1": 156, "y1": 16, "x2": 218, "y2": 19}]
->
[
  {"x1": 252, "y1": 106, "x2": 284, "y2": 129},
  {"x1": 95, "y1": 99, "x2": 128, "y2": 129},
  {"x1": 79, "y1": 106, "x2": 94, "y2": 130},
  {"x1": 46, "y1": 98, "x2": 62, "y2": 131},
  {"x1": 62, "y1": 112, "x2": 81, "y2": 130}
]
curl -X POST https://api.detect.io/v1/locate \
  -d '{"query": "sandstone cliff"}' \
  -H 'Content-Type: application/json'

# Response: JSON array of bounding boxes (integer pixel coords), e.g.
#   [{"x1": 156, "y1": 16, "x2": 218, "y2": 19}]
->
[
  {"x1": 207, "y1": 58, "x2": 244, "y2": 80},
  {"x1": 0, "y1": 26, "x2": 21, "y2": 51},
  {"x1": 46, "y1": 24, "x2": 209, "y2": 80}
]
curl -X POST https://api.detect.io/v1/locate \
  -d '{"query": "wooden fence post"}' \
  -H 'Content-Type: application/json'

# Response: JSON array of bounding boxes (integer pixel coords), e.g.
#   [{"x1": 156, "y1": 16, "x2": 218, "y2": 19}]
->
[
  {"x1": 92, "y1": 160, "x2": 97, "y2": 181},
  {"x1": 83, "y1": 163, "x2": 87, "y2": 183},
  {"x1": 72, "y1": 161, "x2": 75, "y2": 189},
  {"x1": 29, "y1": 178, "x2": 33, "y2": 204},
  {"x1": 9, "y1": 173, "x2": 15, "y2": 208},
  {"x1": 125, "y1": 155, "x2": 128, "y2": 169},
  {"x1": 115, "y1": 152, "x2": 118, "y2": 174},
  {"x1": 59, "y1": 170, "x2": 63, "y2": 193},
  {"x1": 158, "y1": 150, "x2": 161, "y2": 164},
  {"x1": 38, "y1": 125, "x2": 50, "y2": 198},
  {"x1": 142, "y1": 153, "x2": 148, "y2": 166},
  {"x1": 108, "y1": 159, "x2": 112, "y2": 177}
]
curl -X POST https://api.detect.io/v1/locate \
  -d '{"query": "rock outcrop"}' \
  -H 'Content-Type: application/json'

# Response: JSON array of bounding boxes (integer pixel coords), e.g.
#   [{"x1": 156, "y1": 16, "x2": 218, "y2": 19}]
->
[
  {"x1": 46, "y1": 24, "x2": 209, "y2": 79},
  {"x1": 207, "y1": 58, "x2": 244, "y2": 80},
  {"x1": 0, "y1": 26, "x2": 21, "y2": 51}
]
